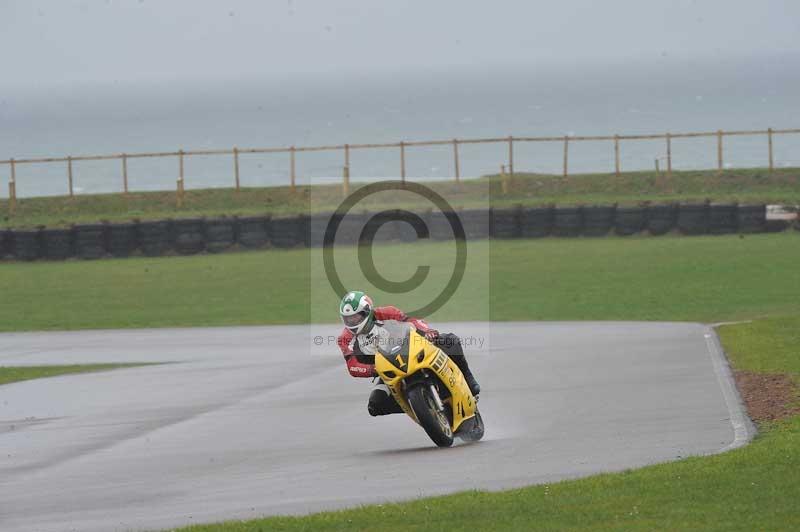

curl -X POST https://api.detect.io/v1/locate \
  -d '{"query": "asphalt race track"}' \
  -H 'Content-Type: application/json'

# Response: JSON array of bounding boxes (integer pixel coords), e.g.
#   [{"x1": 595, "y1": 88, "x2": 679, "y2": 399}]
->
[{"x1": 0, "y1": 322, "x2": 752, "y2": 532}]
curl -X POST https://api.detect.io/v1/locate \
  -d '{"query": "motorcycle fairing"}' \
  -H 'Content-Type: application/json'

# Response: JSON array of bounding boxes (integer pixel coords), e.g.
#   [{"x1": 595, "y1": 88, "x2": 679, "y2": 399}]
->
[{"x1": 375, "y1": 321, "x2": 477, "y2": 432}]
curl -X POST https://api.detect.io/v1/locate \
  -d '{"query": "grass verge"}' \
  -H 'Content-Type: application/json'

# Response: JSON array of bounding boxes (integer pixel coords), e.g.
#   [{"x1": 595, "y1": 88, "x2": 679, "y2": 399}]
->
[
  {"x1": 175, "y1": 316, "x2": 800, "y2": 531},
  {"x1": 0, "y1": 230, "x2": 796, "y2": 529},
  {"x1": 0, "y1": 232, "x2": 797, "y2": 331},
  {"x1": 1, "y1": 167, "x2": 798, "y2": 228},
  {"x1": 0, "y1": 363, "x2": 152, "y2": 386}
]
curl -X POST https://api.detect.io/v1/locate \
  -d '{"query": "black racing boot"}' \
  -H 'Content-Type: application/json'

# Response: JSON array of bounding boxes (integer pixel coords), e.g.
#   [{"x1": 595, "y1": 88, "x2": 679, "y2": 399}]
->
[
  {"x1": 451, "y1": 355, "x2": 481, "y2": 397},
  {"x1": 368, "y1": 384, "x2": 405, "y2": 416},
  {"x1": 435, "y1": 333, "x2": 481, "y2": 397},
  {"x1": 462, "y1": 367, "x2": 481, "y2": 397}
]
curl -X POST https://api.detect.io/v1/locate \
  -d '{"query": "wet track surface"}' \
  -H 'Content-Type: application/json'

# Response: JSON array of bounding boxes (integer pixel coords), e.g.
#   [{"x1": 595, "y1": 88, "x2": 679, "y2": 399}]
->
[{"x1": 0, "y1": 323, "x2": 748, "y2": 531}]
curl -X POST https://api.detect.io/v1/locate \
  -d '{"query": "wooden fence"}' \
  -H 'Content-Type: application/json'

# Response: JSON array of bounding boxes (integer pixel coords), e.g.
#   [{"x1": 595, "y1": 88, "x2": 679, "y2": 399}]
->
[{"x1": 1, "y1": 127, "x2": 799, "y2": 214}]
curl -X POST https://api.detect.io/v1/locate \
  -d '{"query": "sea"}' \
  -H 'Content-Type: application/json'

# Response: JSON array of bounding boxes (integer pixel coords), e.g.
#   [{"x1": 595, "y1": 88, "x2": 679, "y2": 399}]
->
[{"x1": 2, "y1": 54, "x2": 800, "y2": 198}]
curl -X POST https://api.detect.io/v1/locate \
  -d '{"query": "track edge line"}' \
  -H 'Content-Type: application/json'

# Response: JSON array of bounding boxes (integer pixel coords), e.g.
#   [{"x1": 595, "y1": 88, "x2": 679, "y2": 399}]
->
[{"x1": 703, "y1": 325, "x2": 757, "y2": 454}]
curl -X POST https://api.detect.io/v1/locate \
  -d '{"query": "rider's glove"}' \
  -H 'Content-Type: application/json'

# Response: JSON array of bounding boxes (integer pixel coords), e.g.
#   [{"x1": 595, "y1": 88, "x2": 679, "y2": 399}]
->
[{"x1": 424, "y1": 329, "x2": 439, "y2": 342}]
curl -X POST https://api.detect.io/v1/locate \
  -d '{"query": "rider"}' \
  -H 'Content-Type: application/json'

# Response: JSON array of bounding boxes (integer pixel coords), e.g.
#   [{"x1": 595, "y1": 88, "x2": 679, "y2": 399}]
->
[{"x1": 337, "y1": 290, "x2": 481, "y2": 417}]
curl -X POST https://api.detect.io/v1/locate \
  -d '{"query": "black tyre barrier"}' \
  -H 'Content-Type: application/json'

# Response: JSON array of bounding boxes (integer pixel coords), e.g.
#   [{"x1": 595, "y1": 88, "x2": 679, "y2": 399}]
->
[
  {"x1": 333, "y1": 212, "x2": 367, "y2": 246},
  {"x1": 708, "y1": 204, "x2": 738, "y2": 235},
  {"x1": 138, "y1": 220, "x2": 172, "y2": 257},
  {"x1": 74, "y1": 224, "x2": 108, "y2": 259},
  {"x1": 677, "y1": 204, "x2": 709, "y2": 235},
  {"x1": 236, "y1": 216, "x2": 269, "y2": 248},
  {"x1": 552, "y1": 207, "x2": 582, "y2": 237},
  {"x1": 647, "y1": 204, "x2": 677, "y2": 235},
  {"x1": 764, "y1": 207, "x2": 792, "y2": 233},
  {"x1": 520, "y1": 207, "x2": 553, "y2": 238},
  {"x1": 765, "y1": 219, "x2": 791, "y2": 233},
  {"x1": 490, "y1": 208, "x2": 521, "y2": 239},
  {"x1": 392, "y1": 216, "x2": 425, "y2": 243},
  {"x1": 205, "y1": 218, "x2": 236, "y2": 253},
  {"x1": 427, "y1": 210, "x2": 457, "y2": 240},
  {"x1": 364, "y1": 211, "x2": 423, "y2": 244},
  {"x1": 614, "y1": 207, "x2": 646, "y2": 236},
  {"x1": 364, "y1": 216, "x2": 394, "y2": 243},
  {"x1": 459, "y1": 209, "x2": 491, "y2": 240},
  {"x1": 109, "y1": 223, "x2": 138, "y2": 257},
  {"x1": 582, "y1": 205, "x2": 615, "y2": 237},
  {"x1": 3, "y1": 204, "x2": 795, "y2": 262},
  {"x1": 314, "y1": 211, "x2": 429, "y2": 246},
  {"x1": 0, "y1": 230, "x2": 9, "y2": 258},
  {"x1": 11, "y1": 229, "x2": 41, "y2": 261},
  {"x1": 269, "y1": 215, "x2": 306, "y2": 248},
  {"x1": 171, "y1": 218, "x2": 206, "y2": 255},
  {"x1": 737, "y1": 205, "x2": 766, "y2": 234},
  {"x1": 306, "y1": 213, "x2": 330, "y2": 248},
  {"x1": 296, "y1": 214, "x2": 310, "y2": 248},
  {"x1": 41, "y1": 228, "x2": 73, "y2": 260}
]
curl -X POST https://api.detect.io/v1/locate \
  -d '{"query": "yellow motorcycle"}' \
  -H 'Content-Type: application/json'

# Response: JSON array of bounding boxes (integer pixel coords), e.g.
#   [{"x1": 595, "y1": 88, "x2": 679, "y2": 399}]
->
[{"x1": 373, "y1": 321, "x2": 484, "y2": 447}]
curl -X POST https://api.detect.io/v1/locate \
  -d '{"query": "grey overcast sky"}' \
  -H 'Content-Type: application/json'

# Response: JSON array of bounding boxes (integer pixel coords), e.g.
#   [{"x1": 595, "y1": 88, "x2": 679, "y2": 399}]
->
[{"x1": 1, "y1": 0, "x2": 799, "y2": 89}]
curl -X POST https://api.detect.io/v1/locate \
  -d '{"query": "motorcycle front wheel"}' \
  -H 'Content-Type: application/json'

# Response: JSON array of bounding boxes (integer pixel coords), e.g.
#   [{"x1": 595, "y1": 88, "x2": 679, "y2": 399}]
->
[{"x1": 407, "y1": 384, "x2": 454, "y2": 448}]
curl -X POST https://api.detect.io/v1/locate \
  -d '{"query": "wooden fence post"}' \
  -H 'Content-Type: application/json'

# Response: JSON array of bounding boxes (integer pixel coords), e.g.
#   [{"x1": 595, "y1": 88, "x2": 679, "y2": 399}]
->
[
  {"x1": 177, "y1": 149, "x2": 185, "y2": 208},
  {"x1": 177, "y1": 178, "x2": 185, "y2": 208},
  {"x1": 343, "y1": 144, "x2": 351, "y2": 197},
  {"x1": 767, "y1": 128, "x2": 774, "y2": 173},
  {"x1": 508, "y1": 135, "x2": 514, "y2": 176},
  {"x1": 400, "y1": 141, "x2": 406, "y2": 184},
  {"x1": 233, "y1": 147, "x2": 240, "y2": 191},
  {"x1": 562, "y1": 136, "x2": 570, "y2": 178},
  {"x1": 121, "y1": 153, "x2": 129, "y2": 195},
  {"x1": 614, "y1": 135, "x2": 620, "y2": 176},
  {"x1": 666, "y1": 133, "x2": 672, "y2": 177},
  {"x1": 290, "y1": 146, "x2": 296, "y2": 191},
  {"x1": 452, "y1": 139, "x2": 460, "y2": 184},
  {"x1": 8, "y1": 158, "x2": 16, "y2": 216},
  {"x1": 67, "y1": 156, "x2": 74, "y2": 197},
  {"x1": 717, "y1": 130, "x2": 723, "y2": 174}
]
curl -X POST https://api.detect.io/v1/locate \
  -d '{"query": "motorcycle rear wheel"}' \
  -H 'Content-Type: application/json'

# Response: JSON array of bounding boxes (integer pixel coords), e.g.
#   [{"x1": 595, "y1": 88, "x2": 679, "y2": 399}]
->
[{"x1": 407, "y1": 385, "x2": 454, "y2": 448}]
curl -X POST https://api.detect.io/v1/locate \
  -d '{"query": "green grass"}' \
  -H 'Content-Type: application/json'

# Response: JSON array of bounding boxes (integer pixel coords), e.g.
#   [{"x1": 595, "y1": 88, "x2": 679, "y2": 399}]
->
[
  {"x1": 0, "y1": 363, "x2": 151, "y2": 386},
  {"x1": 489, "y1": 233, "x2": 800, "y2": 323},
  {"x1": 0, "y1": 232, "x2": 797, "y2": 331},
  {"x1": 1, "y1": 167, "x2": 798, "y2": 228},
  {"x1": 176, "y1": 316, "x2": 800, "y2": 532},
  {"x1": 489, "y1": 167, "x2": 800, "y2": 208},
  {"x1": 1, "y1": 230, "x2": 797, "y2": 530},
  {"x1": 717, "y1": 317, "x2": 800, "y2": 375}
]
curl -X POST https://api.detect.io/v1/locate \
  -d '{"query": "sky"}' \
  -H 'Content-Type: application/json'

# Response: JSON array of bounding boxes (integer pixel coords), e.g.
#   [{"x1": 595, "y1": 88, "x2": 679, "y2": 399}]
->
[
  {"x1": 1, "y1": 0, "x2": 799, "y2": 90},
  {"x1": 1, "y1": 1, "x2": 799, "y2": 191}
]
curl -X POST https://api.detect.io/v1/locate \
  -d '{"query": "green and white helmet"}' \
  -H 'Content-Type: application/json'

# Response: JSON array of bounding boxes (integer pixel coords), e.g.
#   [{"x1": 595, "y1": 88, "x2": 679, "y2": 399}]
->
[{"x1": 339, "y1": 290, "x2": 375, "y2": 335}]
